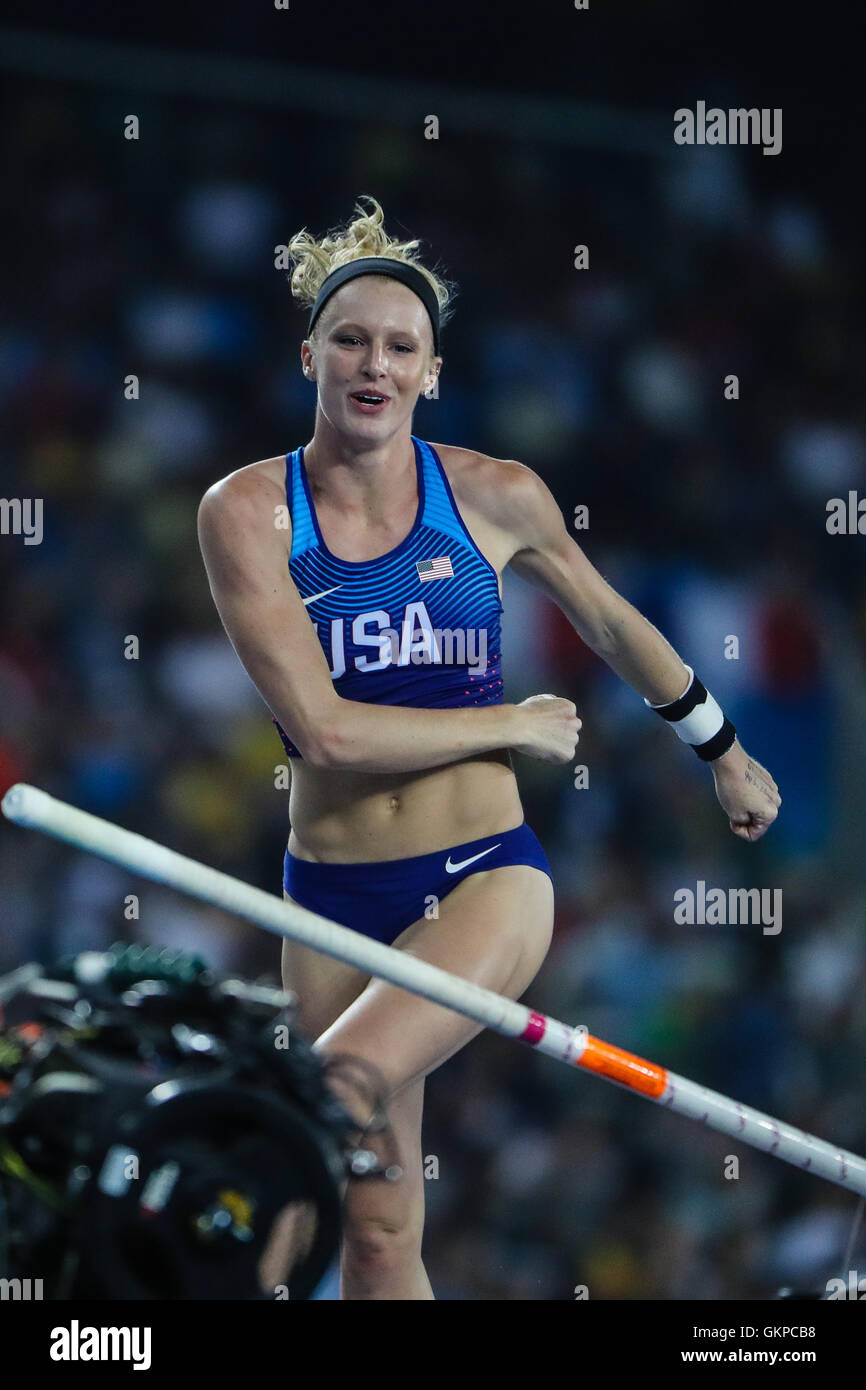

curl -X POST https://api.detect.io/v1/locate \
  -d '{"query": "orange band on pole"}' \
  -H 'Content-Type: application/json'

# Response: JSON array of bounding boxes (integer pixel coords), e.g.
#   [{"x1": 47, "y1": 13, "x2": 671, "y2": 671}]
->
[{"x1": 577, "y1": 1035, "x2": 668, "y2": 1098}]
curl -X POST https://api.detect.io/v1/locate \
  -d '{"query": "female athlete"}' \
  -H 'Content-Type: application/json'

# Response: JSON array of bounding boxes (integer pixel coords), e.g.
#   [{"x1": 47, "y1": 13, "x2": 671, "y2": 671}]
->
[{"x1": 197, "y1": 196, "x2": 780, "y2": 1300}]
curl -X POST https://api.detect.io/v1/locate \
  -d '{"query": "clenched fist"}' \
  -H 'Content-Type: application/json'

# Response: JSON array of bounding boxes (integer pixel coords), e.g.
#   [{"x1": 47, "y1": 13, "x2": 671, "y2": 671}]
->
[
  {"x1": 512, "y1": 694, "x2": 582, "y2": 765},
  {"x1": 711, "y1": 741, "x2": 781, "y2": 842}
]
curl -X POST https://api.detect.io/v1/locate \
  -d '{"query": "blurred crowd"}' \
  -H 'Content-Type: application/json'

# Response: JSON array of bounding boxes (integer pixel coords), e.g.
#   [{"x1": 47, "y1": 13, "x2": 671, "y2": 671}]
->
[{"x1": 1, "y1": 74, "x2": 865, "y2": 1299}]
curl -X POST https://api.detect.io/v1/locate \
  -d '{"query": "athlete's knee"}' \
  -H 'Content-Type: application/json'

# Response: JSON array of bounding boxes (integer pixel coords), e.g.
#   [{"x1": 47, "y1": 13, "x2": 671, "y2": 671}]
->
[{"x1": 341, "y1": 1210, "x2": 424, "y2": 1279}]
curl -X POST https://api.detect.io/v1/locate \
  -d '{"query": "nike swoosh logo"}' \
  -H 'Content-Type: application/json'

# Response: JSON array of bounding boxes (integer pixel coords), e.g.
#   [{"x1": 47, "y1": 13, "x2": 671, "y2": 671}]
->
[
  {"x1": 302, "y1": 585, "x2": 342, "y2": 607},
  {"x1": 444, "y1": 844, "x2": 501, "y2": 874}
]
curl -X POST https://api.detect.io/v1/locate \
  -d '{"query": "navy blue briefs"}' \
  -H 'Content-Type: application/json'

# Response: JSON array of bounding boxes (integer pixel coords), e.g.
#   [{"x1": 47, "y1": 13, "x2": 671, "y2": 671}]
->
[{"x1": 282, "y1": 821, "x2": 552, "y2": 947}]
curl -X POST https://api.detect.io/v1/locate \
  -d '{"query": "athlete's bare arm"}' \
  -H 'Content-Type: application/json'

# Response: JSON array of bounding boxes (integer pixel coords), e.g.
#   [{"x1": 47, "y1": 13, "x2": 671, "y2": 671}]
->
[
  {"x1": 443, "y1": 450, "x2": 781, "y2": 842},
  {"x1": 196, "y1": 464, "x2": 579, "y2": 773}
]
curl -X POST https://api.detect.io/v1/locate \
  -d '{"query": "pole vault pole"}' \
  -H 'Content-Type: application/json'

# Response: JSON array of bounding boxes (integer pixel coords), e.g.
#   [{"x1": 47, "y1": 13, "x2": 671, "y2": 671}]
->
[{"x1": 3, "y1": 782, "x2": 865, "y2": 1197}]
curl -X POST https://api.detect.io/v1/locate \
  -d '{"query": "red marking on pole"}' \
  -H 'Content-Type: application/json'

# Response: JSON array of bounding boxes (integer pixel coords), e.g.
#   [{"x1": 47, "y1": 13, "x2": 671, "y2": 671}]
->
[{"x1": 520, "y1": 1010, "x2": 547, "y2": 1046}]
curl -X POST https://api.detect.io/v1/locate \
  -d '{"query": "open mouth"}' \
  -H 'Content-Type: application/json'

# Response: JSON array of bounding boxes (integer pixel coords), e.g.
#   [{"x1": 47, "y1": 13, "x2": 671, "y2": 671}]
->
[{"x1": 349, "y1": 392, "x2": 389, "y2": 412}]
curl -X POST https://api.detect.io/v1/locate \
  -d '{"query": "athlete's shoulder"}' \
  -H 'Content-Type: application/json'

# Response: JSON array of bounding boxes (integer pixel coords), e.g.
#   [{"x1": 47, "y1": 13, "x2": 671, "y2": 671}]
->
[
  {"x1": 197, "y1": 455, "x2": 294, "y2": 564},
  {"x1": 199, "y1": 454, "x2": 288, "y2": 518},
  {"x1": 427, "y1": 441, "x2": 548, "y2": 532}
]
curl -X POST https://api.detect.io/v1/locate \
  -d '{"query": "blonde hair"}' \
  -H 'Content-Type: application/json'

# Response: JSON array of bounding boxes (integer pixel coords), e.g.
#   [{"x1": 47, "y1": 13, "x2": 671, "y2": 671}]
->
[{"x1": 287, "y1": 196, "x2": 455, "y2": 347}]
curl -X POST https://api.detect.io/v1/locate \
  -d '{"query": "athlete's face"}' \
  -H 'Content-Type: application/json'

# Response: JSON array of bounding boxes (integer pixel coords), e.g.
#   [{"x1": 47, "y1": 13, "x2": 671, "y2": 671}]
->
[{"x1": 301, "y1": 276, "x2": 441, "y2": 441}]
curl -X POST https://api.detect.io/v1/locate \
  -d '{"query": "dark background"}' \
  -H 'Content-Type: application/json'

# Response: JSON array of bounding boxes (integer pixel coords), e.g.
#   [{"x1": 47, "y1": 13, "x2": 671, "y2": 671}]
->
[{"x1": 1, "y1": 1, "x2": 865, "y2": 1299}]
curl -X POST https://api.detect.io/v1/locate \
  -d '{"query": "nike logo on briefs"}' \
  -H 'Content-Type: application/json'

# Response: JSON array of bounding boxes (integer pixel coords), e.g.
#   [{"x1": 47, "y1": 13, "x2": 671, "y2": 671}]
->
[
  {"x1": 302, "y1": 585, "x2": 342, "y2": 606},
  {"x1": 444, "y1": 844, "x2": 501, "y2": 874}
]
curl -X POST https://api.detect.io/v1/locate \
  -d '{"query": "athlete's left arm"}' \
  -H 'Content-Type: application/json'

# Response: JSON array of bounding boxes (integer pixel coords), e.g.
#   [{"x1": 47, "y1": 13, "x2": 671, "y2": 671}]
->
[{"x1": 500, "y1": 463, "x2": 781, "y2": 842}]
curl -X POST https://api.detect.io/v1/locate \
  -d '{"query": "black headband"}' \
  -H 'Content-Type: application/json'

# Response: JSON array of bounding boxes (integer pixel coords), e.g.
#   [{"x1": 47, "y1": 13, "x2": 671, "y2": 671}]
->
[{"x1": 307, "y1": 256, "x2": 441, "y2": 354}]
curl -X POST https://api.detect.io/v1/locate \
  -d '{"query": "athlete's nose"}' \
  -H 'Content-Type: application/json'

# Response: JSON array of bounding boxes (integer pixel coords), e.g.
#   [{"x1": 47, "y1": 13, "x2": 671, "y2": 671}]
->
[{"x1": 360, "y1": 342, "x2": 389, "y2": 377}]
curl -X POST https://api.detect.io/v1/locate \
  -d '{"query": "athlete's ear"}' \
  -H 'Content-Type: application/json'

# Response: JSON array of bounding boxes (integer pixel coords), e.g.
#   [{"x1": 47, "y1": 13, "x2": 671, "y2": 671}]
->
[{"x1": 301, "y1": 340, "x2": 316, "y2": 380}]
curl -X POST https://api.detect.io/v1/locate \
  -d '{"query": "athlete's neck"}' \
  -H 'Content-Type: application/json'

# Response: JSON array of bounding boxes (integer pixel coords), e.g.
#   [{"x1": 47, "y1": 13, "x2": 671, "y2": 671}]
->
[{"x1": 304, "y1": 416, "x2": 417, "y2": 509}]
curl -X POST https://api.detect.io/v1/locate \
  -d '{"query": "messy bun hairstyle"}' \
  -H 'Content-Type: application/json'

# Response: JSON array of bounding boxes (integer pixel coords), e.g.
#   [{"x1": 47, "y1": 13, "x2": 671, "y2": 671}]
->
[{"x1": 287, "y1": 196, "x2": 456, "y2": 348}]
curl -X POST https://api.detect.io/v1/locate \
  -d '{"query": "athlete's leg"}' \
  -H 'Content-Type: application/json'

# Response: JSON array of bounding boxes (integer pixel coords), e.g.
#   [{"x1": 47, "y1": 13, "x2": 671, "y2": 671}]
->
[
  {"x1": 315, "y1": 864, "x2": 554, "y2": 1299},
  {"x1": 281, "y1": 925, "x2": 370, "y2": 1038},
  {"x1": 314, "y1": 863, "x2": 554, "y2": 1097},
  {"x1": 282, "y1": 904, "x2": 433, "y2": 1301},
  {"x1": 338, "y1": 1077, "x2": 432, "y2": 1300}
]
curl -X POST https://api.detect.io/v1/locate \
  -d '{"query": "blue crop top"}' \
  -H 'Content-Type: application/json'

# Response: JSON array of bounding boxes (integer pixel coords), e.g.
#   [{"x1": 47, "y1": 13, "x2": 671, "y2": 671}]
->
[{"x1": 273, "y1": 436, "x2": 504, "y2": 758}]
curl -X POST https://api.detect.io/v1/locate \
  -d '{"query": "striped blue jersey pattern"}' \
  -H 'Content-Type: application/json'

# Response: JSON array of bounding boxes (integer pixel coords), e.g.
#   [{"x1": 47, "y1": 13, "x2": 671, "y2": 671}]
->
[{"x1": 274, "y1": 436, "x2": 504, "y2": 758}]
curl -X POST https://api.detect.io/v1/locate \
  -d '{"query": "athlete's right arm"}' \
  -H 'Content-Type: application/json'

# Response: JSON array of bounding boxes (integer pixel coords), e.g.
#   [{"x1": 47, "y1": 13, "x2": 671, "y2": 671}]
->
[{"x1": 196, "y1": 469, "x2": 580, "y2": 772}]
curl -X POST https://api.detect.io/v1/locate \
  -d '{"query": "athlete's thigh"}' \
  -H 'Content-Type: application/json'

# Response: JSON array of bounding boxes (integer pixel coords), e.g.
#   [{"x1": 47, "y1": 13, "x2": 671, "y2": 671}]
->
[
  {"x1": 313, "y1": 864, "x2": 554, "y2": 1097},
  {"x1": 396, "y1": 862, "x2": 554, "y2": 977},
  {"x1": 281, "y1": 891, "x2": 371, "y2": 1038}
]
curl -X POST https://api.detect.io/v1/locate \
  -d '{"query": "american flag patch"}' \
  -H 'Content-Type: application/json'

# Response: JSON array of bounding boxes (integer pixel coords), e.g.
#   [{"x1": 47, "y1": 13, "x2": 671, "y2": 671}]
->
[{"x1": 416, "y1": 556, "x2": 453, "y2": 582}]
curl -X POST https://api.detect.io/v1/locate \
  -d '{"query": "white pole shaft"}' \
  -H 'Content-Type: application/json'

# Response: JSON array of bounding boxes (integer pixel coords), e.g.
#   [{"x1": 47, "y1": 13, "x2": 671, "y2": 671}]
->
[
  {"x1": 0, "y1": 785, "x2": 548, "y2": 1041},
  {"x1": 3, "y1": 783, "x2": 865, "y2": 1196}
]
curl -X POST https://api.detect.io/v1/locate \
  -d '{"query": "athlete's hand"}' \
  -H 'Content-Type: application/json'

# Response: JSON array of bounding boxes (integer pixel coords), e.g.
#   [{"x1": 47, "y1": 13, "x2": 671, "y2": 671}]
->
[
  {"x1": 512, "y1": 694, "x2": 582, "y2": 764},
  {"x1": 710, "y1": 740, "x2": 781, "y2": 842}
]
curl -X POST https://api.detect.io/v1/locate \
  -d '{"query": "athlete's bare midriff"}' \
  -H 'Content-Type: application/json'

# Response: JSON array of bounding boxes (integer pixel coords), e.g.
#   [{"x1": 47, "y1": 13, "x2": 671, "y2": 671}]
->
[{"x1": 287, "y1": 749, "x2": 524, "y2": 863}]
